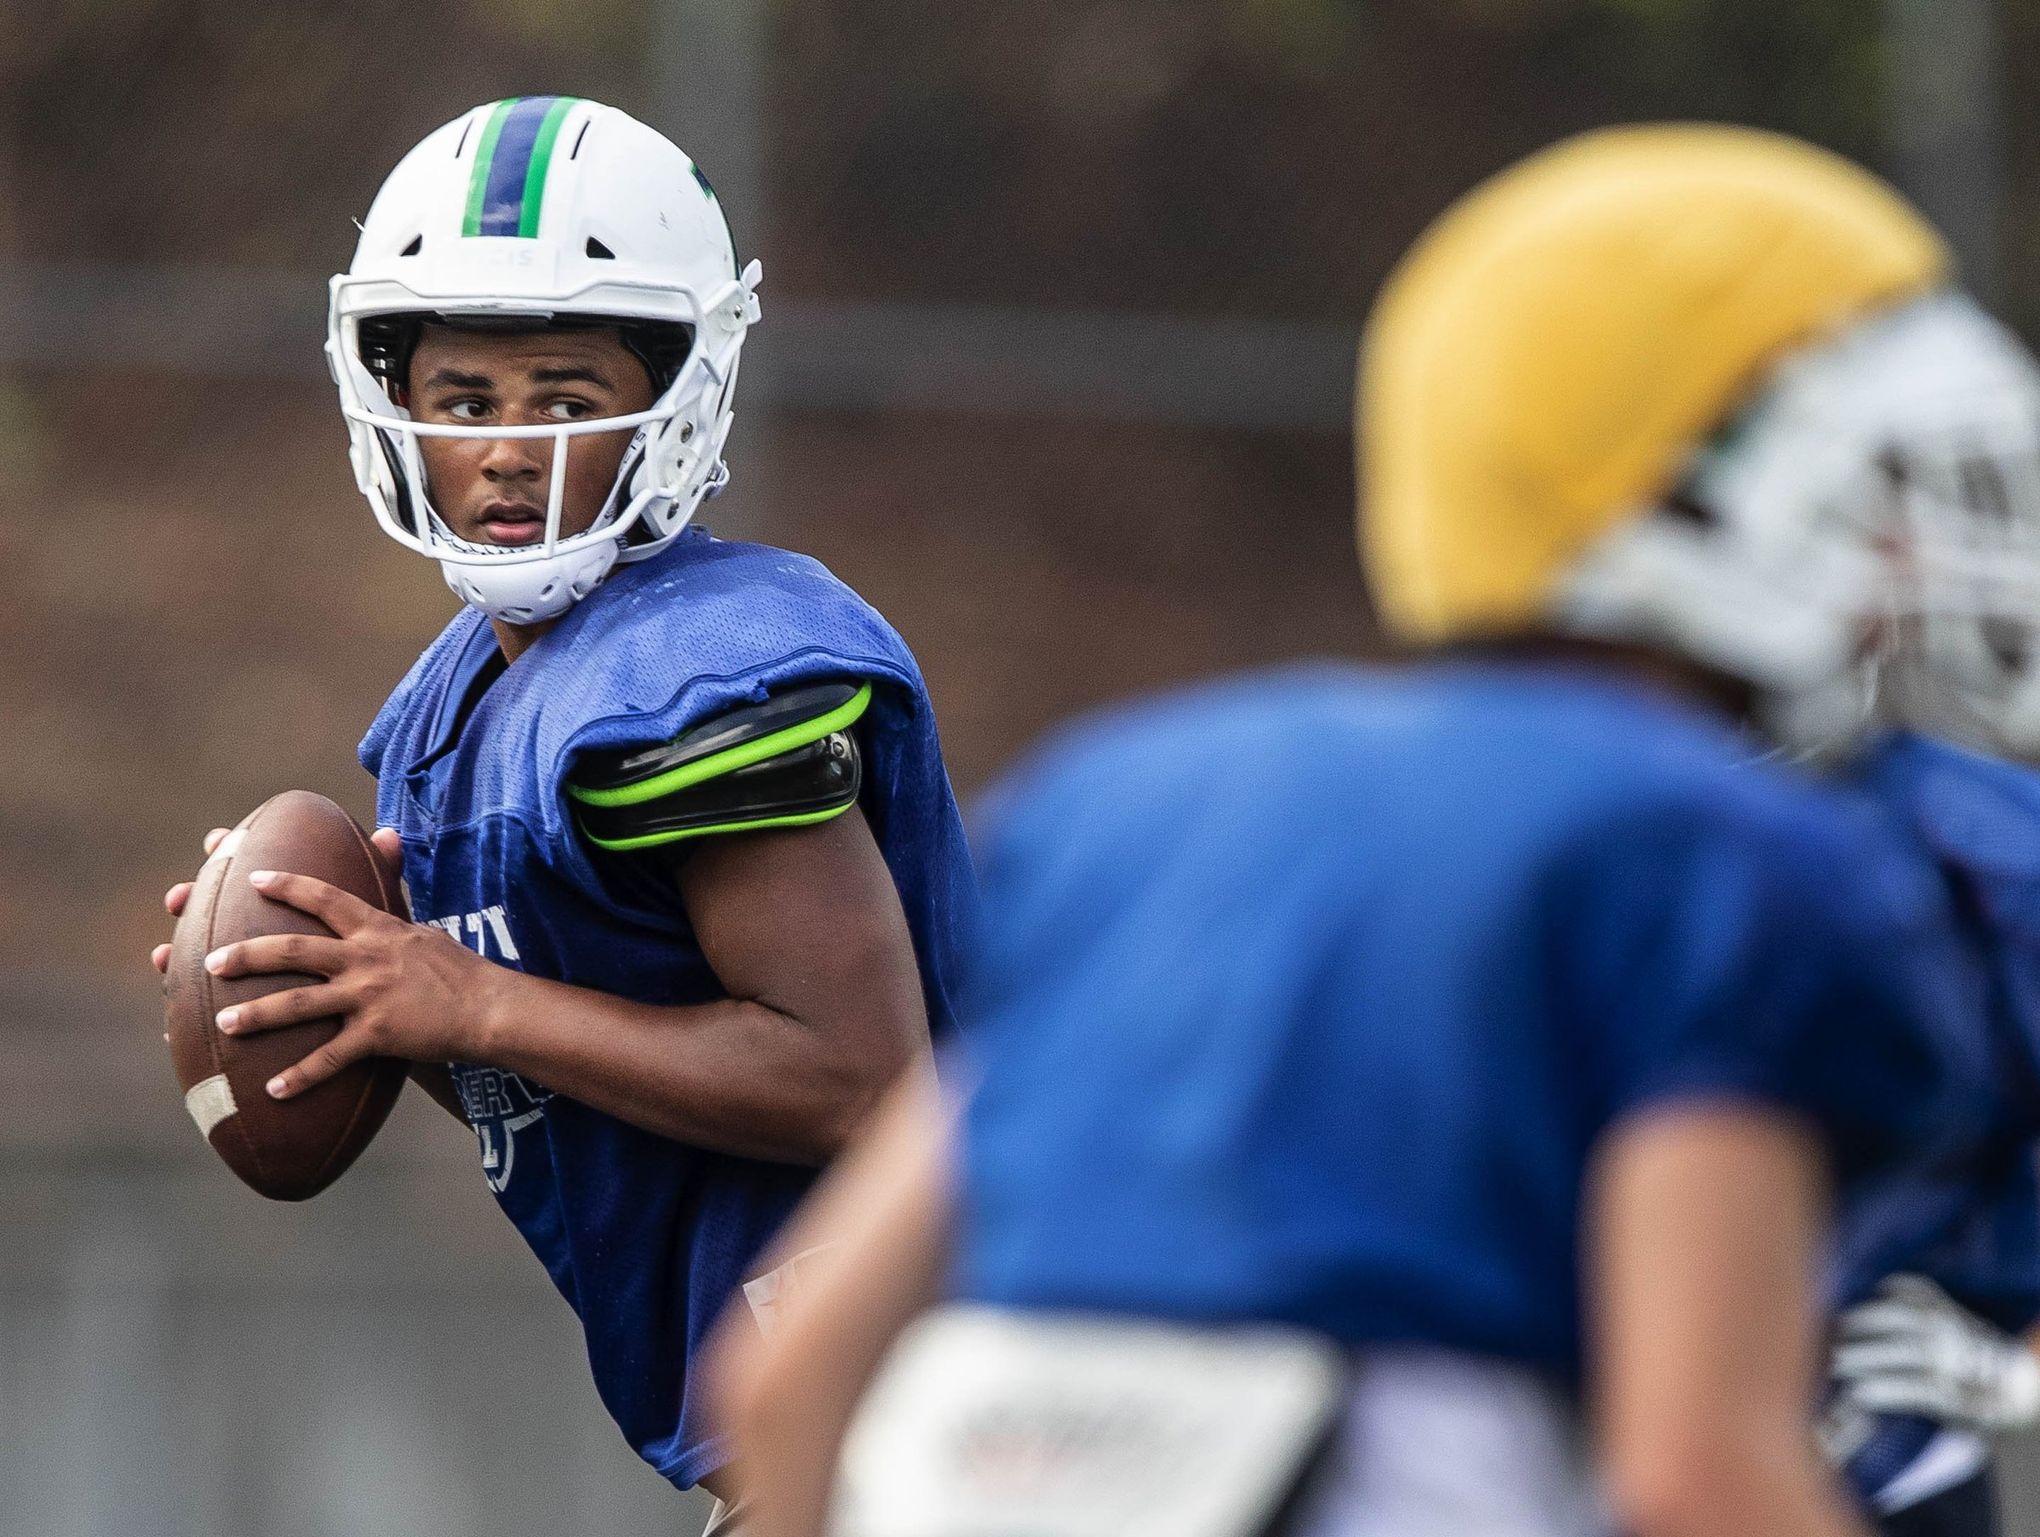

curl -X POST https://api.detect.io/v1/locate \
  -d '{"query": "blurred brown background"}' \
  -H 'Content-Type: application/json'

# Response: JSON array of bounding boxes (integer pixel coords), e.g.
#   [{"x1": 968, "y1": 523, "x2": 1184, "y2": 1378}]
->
[{"x1": 0, "y1": 2, "x2": 2032, "y2": 1533}]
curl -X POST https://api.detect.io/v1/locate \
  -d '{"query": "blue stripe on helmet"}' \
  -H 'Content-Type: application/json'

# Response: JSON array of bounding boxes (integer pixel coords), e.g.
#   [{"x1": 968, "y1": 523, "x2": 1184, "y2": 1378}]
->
[{"x1": 474, "y1": 96, "x2": 565, "y2": 238}]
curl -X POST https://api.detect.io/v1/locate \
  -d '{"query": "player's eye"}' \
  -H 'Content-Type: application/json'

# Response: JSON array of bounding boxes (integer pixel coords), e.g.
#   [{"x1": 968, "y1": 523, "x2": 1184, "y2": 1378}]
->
[
  {"x1": 543, "y1": 398, "x2": 597, "y2": 422},
  {"x1": 444, "y1": 398, "x2": 491, "y2": 422}
]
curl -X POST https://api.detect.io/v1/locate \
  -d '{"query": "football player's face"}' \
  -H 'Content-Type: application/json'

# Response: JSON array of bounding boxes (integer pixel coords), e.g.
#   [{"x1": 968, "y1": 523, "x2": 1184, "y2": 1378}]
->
[{"x1": 403, "y1": 326, "x2": 657, "y2": 549}]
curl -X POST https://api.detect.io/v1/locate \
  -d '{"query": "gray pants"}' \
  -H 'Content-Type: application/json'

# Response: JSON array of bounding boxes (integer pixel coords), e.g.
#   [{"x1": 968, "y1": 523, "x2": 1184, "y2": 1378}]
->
[{"x1": 1287, "y1": 1349, "x2": 1610, "y2": 1537}]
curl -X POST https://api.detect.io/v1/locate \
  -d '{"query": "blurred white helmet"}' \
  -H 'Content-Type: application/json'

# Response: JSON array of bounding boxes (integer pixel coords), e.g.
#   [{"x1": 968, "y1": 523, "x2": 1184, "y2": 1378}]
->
[
  {"x1": 327, "y1": 96, "x2": 762, "y2": 623},
  {"x1": 1559, "y1": 295, "x2": 2040, "y2": 758}
]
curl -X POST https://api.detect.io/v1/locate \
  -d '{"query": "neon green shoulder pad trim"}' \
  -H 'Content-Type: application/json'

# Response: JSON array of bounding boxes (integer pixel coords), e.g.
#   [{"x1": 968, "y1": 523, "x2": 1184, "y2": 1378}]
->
[
  {"x1": 580, "y1": 801, "x2": 855, "y2": 853},
  {"x1": 566, "y1": 682, "x2": 874, "y2": 810}
]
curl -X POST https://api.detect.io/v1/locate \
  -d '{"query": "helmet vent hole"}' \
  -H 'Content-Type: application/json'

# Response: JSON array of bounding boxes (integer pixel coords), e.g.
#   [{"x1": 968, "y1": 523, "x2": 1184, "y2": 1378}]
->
[
  {"x1": 1659, "y1": 486, "x2": 1719, "y2": 528},
  {"x1": 585, "y1": 237, "x2": 616, "y2": 260},
  {"x1": 400, "y1": 235, "x2": 423, "y2": 257}
]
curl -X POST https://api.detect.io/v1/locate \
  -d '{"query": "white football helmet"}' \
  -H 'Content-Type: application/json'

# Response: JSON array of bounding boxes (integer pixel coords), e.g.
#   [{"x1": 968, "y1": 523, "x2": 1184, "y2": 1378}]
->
[
  {"x1": 1557, "y1": 294, "x2": 2040, "y2": 758},
  {"x1": 327, "y1": 96, "x2": 762, "y2": 623}
]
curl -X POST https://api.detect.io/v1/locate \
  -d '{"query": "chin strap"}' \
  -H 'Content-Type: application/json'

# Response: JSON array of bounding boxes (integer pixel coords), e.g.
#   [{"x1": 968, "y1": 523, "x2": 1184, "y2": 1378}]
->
[{"x1": 439, "y1": 539, "x2": 622, "y2": 624}]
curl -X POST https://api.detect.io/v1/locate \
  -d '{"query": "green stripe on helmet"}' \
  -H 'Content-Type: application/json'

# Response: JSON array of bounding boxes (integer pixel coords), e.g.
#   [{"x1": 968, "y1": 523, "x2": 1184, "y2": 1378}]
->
[
  {"x1": 461, "y1": 99, "x2": 520, "y2": 238},
  {"x1": 517, "y1": 96, "x2": 580, "y2": 238}
]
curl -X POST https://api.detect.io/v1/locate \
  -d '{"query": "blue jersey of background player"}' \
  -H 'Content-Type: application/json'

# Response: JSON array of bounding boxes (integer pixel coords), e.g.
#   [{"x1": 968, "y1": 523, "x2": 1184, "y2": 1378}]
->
[
  {"x1": 154, "y1": 98, "x2": 975, "y2": 1507},
  {"x1": 953, "y1": 663, "x2": 1984, "y2": 1371},
  {"x1": 1823, "y1": 732, "x2": 2040, "y2": 1536}
]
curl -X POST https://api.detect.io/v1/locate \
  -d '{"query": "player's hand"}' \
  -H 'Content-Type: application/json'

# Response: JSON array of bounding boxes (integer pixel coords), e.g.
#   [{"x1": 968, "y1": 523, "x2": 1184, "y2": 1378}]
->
[
  {"x1": 1831, "y1": 1274, "x2": 2040, "y2": 1432},
  {"x1": 195, "y1": 855, "x2": 498, "y2": 1099},
  {"x1": 151, "y1": 826, "x2": 235, "y2": 976},
  {"x1": 151, "y1": 828, "x2": 404, "y2": 974}
]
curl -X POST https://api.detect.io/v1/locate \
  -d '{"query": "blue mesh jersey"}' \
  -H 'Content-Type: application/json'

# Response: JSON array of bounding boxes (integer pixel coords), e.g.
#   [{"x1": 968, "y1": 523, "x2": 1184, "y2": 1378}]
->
[
  {"x1": 951, "y1": 663, "x2": 1990, "y2": 1379},
  {"x1": 1829, "y1": 732, "x2": 2040, "y2": 1508},
  {"x1": 1836, "y1": 733, "x2": 2040, "y2": 1327},
  {"x1": 359, "y1": 528, "x2": 975, "y2": 1488}
]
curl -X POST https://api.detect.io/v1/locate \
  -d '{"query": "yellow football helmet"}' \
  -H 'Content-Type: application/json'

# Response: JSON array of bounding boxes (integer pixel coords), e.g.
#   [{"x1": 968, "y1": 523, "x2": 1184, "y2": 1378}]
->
[{"x1": 1360, "y1": 124, "x2": 2040, "y2": 755}]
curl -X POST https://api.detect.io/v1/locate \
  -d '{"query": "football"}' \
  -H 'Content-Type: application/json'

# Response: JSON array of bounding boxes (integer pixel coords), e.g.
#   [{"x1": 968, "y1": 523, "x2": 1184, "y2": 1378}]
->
[{"x1": 164, "y1": 790, "x2": 408, "y2": 1200}]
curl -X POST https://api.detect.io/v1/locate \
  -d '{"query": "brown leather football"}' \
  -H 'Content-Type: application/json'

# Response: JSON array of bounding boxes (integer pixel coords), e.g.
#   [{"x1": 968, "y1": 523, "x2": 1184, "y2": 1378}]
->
[{"x1": 164, "y1": 790, "x2": 408, "y2": 1200}]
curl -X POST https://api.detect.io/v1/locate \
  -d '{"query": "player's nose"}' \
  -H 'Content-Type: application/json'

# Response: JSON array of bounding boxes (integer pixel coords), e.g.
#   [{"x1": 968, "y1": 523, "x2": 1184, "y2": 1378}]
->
[{"x1": 478, "y1": 431, "x2": 547, "y2": 481}]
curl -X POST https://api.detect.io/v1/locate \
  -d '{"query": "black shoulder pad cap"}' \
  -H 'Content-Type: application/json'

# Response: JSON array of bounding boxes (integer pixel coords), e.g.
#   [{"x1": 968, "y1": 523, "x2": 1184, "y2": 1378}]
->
[{"x1": 567, "y1": 680, "x2": 871, "y2": 852}]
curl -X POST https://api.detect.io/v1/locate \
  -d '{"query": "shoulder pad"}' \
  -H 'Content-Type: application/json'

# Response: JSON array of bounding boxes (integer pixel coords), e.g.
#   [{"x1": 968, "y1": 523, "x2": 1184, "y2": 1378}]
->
[{"x1": 568, "y1": 681, "x2": 871, "y2": 852}]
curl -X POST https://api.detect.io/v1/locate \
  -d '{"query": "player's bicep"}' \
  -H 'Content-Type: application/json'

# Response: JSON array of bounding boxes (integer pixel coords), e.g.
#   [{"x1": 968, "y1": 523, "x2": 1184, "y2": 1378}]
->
[
  {"x1": 569, "y1": 679, "x2": 927, "y2": 1075},
  {"x1": 567, "y1": 681, "x2": 870, "y2": 852},
  {"x1": 672, "y1": 804, "x2": 925, "y2": 1036}
]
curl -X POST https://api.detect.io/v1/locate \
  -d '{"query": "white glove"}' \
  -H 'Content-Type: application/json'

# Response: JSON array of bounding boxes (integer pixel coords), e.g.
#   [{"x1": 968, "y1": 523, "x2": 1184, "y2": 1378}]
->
[{"x1": 1831, "y1": 1274, "x2": 2040, "y2": 1434}]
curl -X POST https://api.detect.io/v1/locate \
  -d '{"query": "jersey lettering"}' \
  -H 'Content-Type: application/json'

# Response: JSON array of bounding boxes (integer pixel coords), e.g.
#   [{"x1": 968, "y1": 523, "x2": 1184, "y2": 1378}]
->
[
  {"x1": 429, "y1": 903, "x2": 547, "y2": 1190},
  {"x1": 449, "y1": 1062, "x2": 555, "y2": 1194},
  {"x1": 430, "y1": 903, "x2": 521, "y2": 962}
]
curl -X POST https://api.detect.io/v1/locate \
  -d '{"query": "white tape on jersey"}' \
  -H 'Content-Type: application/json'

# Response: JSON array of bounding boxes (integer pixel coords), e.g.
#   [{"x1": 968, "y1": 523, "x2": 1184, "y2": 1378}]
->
[
  {"x1": 184, "y1": 1073, "x2": 238, "y2": 1139},
  {"x1": 742, "y1": 1243, "x2": 842, "y2": 1338}
]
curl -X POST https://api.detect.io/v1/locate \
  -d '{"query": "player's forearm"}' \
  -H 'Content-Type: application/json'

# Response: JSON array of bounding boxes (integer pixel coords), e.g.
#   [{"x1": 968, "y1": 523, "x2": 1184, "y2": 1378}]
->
[
  {"x1": 714, "y1": 1078, "x2": 952, "y2": 1537},
  {"x1": 468, "y1": 967, "x2": 917, "y2": 1163},
  {"x1": 1607, "y1": 1431, "x2": 1871, "y2": 1537},
  {"x1": 1592, "y1": 1108, "x2": 1868, "y2": 1537},
  {"x1": 407, "y1": 1062, "x2": 469, "y2": 1124}
]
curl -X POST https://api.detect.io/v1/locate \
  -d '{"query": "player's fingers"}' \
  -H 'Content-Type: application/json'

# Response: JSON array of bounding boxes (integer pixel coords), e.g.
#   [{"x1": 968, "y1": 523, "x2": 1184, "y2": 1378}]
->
[
  {"x1": 216, "y1": 983, "x2": 349, "y2": 1038},
  {"x1": 204, "y1": 932, "x2": 351, "y2": 981},
  {"x1": 368, "y1": 828, "x2": 407, "y2": 908},
  {"x1": 201, "y1": 827, "x2": 232, "y2": 856},
  {"x1": 1835, "y1": 1301, "x2": 1933, "y2": 1341},
  {"x1": 269, "y1": 1030, "x2": 370, "y2": 1099},
  {"x1": 165, "y1": 881, "x2": 193, "y2": 916},
  {"x1": 1832, "y1": 1341, "x2": 1929, "y2": 1379},
  {"x1": 1876, "y1": 1275, "x2": 1951, "y2": 1306},
  {"x1": 247, "y1": 869, "x2": 379, "y2": 935},
  {"x1": 1847, "y1": 1379, "x2": 1944, "y2": 1417},
  {"x1": 151, "y1": 943, "x2": 172, "y2": 975}
]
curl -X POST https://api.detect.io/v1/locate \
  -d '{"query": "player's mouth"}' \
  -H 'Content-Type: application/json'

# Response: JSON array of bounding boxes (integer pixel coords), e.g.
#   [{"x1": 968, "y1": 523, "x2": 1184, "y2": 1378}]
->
[{"x1": 474, "y1": 501, "x2": 547, "y2": 547}]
